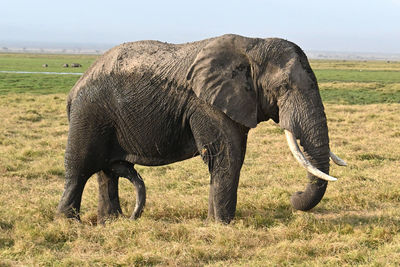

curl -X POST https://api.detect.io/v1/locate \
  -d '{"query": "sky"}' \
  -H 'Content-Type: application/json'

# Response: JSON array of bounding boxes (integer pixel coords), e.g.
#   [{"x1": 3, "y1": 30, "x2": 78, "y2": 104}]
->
[{"x1": 1, "y1": 0, "x2": 400, "y2": 53}]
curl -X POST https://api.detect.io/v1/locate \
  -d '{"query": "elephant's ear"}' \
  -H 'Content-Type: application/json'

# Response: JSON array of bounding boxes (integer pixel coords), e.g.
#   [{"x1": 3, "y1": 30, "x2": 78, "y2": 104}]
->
[{"x1": 186, "y1": 39, "x2": 258, "y2": 128}]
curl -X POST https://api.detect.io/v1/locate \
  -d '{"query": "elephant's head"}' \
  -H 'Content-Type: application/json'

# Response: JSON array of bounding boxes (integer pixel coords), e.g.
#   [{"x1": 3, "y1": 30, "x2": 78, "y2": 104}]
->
[{"x1": 187, "y1": 34, "x2": 346, "y2": 211}]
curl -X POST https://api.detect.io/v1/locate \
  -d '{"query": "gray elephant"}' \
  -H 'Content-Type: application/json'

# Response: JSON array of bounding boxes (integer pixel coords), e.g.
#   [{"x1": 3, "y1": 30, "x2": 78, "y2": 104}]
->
[{"x1": 57, "y1": 34, "x2": 346, "y2": 224}]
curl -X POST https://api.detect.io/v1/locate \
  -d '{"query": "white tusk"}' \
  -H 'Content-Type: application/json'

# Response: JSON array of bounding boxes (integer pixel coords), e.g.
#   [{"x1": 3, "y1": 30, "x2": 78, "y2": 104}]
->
[
  {"x1": 285, "y1": 130, "x2": 338, "y2": 182},
  {"x1": 330, "y1": 151, "x2": 347, "y2": 166}
]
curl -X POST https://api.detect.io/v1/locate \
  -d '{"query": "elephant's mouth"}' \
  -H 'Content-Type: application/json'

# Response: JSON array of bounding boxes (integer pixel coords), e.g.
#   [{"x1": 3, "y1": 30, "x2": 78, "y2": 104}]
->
[{"x1": 284, "y1": 130, "x2": 346, "y2": 181}]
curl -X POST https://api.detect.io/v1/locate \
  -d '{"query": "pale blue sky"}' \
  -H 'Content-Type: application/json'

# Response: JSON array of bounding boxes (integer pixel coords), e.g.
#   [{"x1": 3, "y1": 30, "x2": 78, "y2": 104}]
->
[{"x1": 1, "y1": 0, "x2": 399, "y2": 53}]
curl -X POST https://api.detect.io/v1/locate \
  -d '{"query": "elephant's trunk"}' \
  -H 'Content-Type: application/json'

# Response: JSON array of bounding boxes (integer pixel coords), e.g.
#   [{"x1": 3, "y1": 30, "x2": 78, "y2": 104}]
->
[
  {"x1": 290, "y1": 117, "x2": 331, "y2": 211},
  {"x1": 279, "y1": 88, "x2": 333, "y2": 211},
  {"x1": 289, "y1": 129, "x2": 330, "y2": 211}
]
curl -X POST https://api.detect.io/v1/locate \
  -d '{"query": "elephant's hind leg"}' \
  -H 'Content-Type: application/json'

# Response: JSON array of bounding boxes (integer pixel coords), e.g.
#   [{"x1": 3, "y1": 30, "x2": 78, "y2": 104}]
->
[
  {"x1": 98, "y1": 161, "x2": 146, "y2": 222},
  {"x1": 97, "y1": 170, "x2": 122, "y2": 224},
  {"x1": 57, "y1": 159, "x2": 92, "y2": 221}
]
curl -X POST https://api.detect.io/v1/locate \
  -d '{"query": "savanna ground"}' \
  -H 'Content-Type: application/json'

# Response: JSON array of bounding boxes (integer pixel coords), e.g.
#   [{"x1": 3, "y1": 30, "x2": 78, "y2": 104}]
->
[{"x1": 0, "y1": 53, "x2": 399, "y2": 266}]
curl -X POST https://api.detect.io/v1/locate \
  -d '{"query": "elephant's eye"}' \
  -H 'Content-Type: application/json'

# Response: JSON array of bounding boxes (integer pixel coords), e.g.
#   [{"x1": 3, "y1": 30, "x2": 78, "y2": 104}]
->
[
  {"x1": 236, "y1": 64, "x2": 246, "y2": 71},
  {"x1": 232, "y1": 64, "x2": 250, "y2": 79},
  {"x1": 281, "y1": 83, "x2": 290, "y2": 92},
  {"x1": 231, "y1": 70, "x2": 238, "y2": 78}
]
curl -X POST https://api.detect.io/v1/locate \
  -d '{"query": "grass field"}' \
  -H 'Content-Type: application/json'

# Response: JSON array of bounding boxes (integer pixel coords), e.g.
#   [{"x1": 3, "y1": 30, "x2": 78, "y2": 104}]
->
[
  {"x1": 0, "y1": 53, "x2": 97, "y2": 73},
  {"x1": 0, "y1": 53, "x2": 400, "y2": 266}
]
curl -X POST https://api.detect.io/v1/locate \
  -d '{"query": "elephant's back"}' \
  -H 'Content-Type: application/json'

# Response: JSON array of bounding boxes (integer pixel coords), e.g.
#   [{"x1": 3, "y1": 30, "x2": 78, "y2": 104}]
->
[{"x1": 68, "y1": 39, "x2": 209, "y2": 102}]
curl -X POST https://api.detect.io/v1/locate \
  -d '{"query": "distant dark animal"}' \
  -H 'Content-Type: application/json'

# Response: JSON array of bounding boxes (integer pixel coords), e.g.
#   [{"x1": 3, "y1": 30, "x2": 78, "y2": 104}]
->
[
  {"x1": 42, "y1": 64, "x2": 48, "y2": 68},
  {"x1": 57, "y1": 34, "x2": 346, "y2": 224},
  {"x1": 71, "y1": 63, "x2": 82, "y2": 68},
  {"x1": 63, "y1": 64, "x2": 69, "y2": 68}
]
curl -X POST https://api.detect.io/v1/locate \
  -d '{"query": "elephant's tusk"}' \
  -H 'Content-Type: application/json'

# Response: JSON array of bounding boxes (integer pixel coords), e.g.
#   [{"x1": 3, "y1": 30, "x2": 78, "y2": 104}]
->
[
  {"x1": 330, "y1": 151, "x2": 347, "y2": 166},
  {"x1": 284, "y1": 130, "x2": 338, "y2": 182}
]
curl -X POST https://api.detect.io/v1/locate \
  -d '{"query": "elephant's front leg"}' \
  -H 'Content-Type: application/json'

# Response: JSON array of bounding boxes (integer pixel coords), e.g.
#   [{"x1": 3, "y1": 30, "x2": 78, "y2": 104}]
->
[
  {"x1": 190, "y1": 110, "x2": 247, "y2": 224},
  {"x1": 203, "y1": 141, "x2": 245, "y2": 223},
  {"x1": 97, "y1": 170, "x2": 122, "y2": 224}
]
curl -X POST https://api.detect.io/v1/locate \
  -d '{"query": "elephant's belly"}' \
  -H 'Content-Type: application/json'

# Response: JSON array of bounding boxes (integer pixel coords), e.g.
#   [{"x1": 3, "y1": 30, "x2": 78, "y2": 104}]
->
[
  {"x1": 123, "y1": 147, "x2": 199, "y2": 166},
  {"x1": 112, "y1": 123, "x2": 199, "y2": 166}
]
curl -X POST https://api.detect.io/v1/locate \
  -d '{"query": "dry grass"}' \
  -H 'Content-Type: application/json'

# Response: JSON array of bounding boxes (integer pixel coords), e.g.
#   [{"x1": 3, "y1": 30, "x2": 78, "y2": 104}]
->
[{"x1": 1, "y1": 88, "x2": 400, "y2": 265}]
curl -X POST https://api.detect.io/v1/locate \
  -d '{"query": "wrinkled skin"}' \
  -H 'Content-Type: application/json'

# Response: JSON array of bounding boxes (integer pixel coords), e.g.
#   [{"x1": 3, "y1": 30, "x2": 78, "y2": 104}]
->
[{"x1": 57, "y1": 34, "x2": 332, "y2": 224}]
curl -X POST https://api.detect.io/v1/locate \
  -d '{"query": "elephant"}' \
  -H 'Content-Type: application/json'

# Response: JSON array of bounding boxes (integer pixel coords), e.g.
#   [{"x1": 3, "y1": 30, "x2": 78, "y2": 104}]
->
[{"x1": 57, "y1": 34, "x2": 346, "y2": 224}]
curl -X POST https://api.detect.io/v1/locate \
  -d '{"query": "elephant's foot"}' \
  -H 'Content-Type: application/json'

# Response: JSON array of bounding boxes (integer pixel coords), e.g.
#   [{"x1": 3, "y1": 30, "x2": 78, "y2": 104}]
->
[
  {"x1": 57, "y1": 204, "x2": 81, "y2": 221},
  {"x1": 57, "y1": 175, "x2": 87, "y2": 222},
  {"x1": 97, "y1": 199, "x2": 122, "y2": 224}
]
